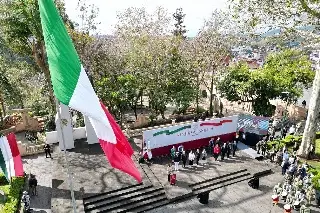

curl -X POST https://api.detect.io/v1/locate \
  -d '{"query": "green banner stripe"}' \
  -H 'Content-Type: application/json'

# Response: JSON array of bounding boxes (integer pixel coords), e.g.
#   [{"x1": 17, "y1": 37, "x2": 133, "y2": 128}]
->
[{"x1": 153, "y1": 125, "x2": 191, "y2": 137}]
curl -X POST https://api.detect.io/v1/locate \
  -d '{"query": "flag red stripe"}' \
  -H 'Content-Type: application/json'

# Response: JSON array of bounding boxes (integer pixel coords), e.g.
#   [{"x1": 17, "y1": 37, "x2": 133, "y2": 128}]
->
[
  {"x1": 6, "y1": 133, "x2": 24, "y2": 177},
  {"x1": 99, "y1": 103, "x2": 142, "y2": 183}
]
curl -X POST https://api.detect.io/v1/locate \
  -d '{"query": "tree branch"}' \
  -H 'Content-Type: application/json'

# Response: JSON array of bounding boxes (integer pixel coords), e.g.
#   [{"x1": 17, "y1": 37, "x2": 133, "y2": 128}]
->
[{"x1": 299, "y1": 0, "x2": 320, "y2": 19}]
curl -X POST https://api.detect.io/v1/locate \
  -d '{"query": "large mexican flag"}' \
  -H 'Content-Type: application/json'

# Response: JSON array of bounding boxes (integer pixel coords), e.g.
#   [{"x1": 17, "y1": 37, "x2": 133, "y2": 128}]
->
[{"x1": 38, "y1": 0, "x2": 141, "y2": 182}]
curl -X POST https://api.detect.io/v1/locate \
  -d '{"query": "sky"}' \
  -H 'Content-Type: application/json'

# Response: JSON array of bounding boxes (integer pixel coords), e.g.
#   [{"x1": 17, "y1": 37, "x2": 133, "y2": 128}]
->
[{"x1": 64, "y1": 0, "x2": 229, "y2": 37}]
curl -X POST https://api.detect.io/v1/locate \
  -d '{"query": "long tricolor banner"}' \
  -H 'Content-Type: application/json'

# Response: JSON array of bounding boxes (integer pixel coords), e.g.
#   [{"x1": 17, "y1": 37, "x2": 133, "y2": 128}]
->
[
  {"x1": 0, "y1": 133, "x2": 24, "y2": 181},
  {"x1": 143, "y1": 116, "x2": 238, "y2": 149}
]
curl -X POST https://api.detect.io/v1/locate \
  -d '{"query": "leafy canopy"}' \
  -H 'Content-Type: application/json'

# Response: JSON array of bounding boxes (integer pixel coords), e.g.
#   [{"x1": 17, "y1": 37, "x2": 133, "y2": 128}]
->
[{"x1": 218, "y1": 49, "x2": 314, "y2": 116}]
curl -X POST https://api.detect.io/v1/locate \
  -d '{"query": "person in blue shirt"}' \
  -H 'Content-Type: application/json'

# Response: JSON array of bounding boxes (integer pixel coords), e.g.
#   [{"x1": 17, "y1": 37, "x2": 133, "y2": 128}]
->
[{"x1": 283, "y1": 150, "x2": 289, "y2": 162}]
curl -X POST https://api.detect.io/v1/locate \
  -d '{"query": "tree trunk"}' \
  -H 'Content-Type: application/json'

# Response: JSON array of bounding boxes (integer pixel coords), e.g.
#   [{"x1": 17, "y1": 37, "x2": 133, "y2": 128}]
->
[
  {"x1": 209, "y1": 71, "x2": 214, "y2": 116},
  {"x1": 0, "y1": 101, "x2": 3, "y2": 128},
  {"x1": 0, "y1": 96, "x2": 6, "y2": 117},
  {"x1": 161, "y1": 110, "x2": 165, "y2": 119},
  {"x1": 133, "y1": 103, "x2": 138, "y2": 119},
  {"x1": 298, "y1": 69, "x2": 320, "y2": 158},
  {"x1": 196, "y1": 74, "x2": 199, "y2": 114},
  {"x1": 119, "y1": 112, "x2": 123, "y2": 129},
  {"x1": 33, "y1": 42, "x2": 56, "y2": 113}
]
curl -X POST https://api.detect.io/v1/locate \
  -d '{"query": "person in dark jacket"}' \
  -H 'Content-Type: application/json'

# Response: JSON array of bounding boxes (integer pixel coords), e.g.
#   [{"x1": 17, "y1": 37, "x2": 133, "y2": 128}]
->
[
  {"x1": 196, "y1": 149, "x2": 201, "y2": 165},
  {"x1": 226, "y1": 141, "x2": 232, "y2": 158},
  {"x1": 261, "y1": 141, "x2": 267, "y2": 156},
  {"x1": 181, "y1": 151, "x2": 187, "y2": 168},
  {"x1": 28, "y1": 174, "x2": 38, "y2": 196},
  {"x1": 221, "y1": 142, "x2": 227, "y2": 160},
  {"x1": 44, "y1": 143, "x2": 52, "y2": 159},
  {"x1": 209, "y1": 138, "x2": 214, "y2": 155},
  {"x1": 232, "y1": 140, "x2": 237, "y2": 157}
]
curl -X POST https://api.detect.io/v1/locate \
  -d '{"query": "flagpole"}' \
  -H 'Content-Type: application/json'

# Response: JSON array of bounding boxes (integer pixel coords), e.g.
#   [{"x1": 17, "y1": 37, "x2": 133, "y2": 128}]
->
[{"x1": 55, "y1": 98, "x2": 77, "y2": 213}]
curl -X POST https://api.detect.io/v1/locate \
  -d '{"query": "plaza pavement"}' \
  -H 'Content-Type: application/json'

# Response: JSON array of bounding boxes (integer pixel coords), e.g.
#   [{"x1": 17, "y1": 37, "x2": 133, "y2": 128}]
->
[{"x1": 21, "y1": 141, "x2": 320, "y2": 213}]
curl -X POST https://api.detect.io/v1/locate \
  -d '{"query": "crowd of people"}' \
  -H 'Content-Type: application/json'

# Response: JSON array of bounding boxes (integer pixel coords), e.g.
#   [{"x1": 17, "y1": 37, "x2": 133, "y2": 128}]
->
[
  {"x1": 166, "y1": 136, "x2": 240, "y2": 183},
  {"x1": 272, "y1": 158, "x2": 314, "y2": 211}
]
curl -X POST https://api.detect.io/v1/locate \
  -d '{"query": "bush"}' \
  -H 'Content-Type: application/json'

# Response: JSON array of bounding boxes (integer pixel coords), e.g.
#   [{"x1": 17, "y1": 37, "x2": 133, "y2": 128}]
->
[
  {"x1": 312, "y1": 174, "x2": 320, "y2": 191},
  {"x1": 0, "y1": 173, "x2": 8, "y2": 185},
  {"x1": 0, "y1": 175, "x2": 25, "y2": 213},
  {"x1": 267, "y1": 140, "x2": 285, "y2": 151}
]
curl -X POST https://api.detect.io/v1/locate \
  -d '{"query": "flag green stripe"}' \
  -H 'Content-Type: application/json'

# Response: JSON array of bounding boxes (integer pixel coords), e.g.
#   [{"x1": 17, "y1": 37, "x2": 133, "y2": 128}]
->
[
  {"x1": 38, "y1": 0, "x2": 81, "y2": 105},
  {"x1": 0, "y1": 147, "x2": 9, "y2": 182}
]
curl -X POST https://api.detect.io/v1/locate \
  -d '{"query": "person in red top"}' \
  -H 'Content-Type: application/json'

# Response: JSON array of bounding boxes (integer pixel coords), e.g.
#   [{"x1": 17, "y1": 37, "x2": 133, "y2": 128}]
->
[{"x1": 213, "y1": 144, "x2": 221, "y2": 161}]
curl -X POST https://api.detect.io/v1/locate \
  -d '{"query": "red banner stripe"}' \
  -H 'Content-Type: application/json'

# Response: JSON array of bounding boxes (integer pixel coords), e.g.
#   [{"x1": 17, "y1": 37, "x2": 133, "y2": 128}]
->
[{"x1": 200, "y1": 120, "x2": 233, "y2": 126}]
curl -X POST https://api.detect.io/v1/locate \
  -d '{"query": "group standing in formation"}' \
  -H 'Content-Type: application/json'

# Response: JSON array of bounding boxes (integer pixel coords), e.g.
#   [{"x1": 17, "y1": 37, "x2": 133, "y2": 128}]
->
[
  {"x1": 166, "y1": 135, "x2": 240, "y2": 183},
  {"x1": 272, "y1": 159, "x2": 314, "y2": 211}
]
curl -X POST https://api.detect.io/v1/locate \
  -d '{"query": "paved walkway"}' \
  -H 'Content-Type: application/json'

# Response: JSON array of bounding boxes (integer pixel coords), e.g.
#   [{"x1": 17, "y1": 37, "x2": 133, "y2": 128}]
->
[
  {"x1": 146, "y1": 172, "x2": 319, "y2": 213},
  {"x1": 22, "y1": 153, "x2": 53, "y2": 213},
  {"x1": 21, "y1": 143, "x2": 320, "y2": 213}
]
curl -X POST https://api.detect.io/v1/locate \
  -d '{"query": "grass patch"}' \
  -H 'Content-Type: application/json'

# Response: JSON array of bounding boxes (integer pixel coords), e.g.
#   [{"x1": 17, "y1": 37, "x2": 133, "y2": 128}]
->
[{"x1": 0, "y1": 173, "x2": 25, "y2": 213}]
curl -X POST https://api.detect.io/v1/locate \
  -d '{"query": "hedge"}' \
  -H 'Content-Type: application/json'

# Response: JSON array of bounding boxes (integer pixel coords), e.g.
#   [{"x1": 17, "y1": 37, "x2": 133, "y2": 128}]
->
[
  {"x1": 0, "y1": 173, "x2": 25, "y2": 213},
  {"x1": 266, "y1": 135, "x2": 303, "y2": 152}
]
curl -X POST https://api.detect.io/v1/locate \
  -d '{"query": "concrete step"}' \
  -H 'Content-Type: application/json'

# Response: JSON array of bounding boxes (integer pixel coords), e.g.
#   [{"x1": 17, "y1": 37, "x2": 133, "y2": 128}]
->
[
  {"x1": 88, "y1": 187, "x2": 166, "y2": 213},
  {"x1": 84, "y1": 186, "x2": 159, "y2": 211},
  {"x1": 111, "y1": 191, "x2": 167, "y2": 213},
  {"x1": 83, "y1": 183, "x2": 143, "y2": 203},
  {"x1": 189, "y1": 169, "x2": 248, "y2": 188},
  {"x1": 139, "y1": 163, "x2": 162, "y2": 187},
  {"x1": 192, "y1": 172, "x2": 252, "y2": 195},
  {"x1": 83, "y1": 184, "x2": 152, "y2": 207},
  {"x1": 128, "y1": 198, "x2": 169, "y2": 213}
]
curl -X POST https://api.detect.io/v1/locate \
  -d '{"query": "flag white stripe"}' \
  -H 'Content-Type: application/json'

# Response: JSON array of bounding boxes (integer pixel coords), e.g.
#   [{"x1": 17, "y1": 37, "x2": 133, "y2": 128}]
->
[
  {"x1": 0, "y1": 137, "x2": 14, "y2": 179},
  {"x1": 69, "y1": 66, "x2": 116, "y2": 144},
  {"x1": 2, "y1": 137, "x2": 15, "y2": 177}
]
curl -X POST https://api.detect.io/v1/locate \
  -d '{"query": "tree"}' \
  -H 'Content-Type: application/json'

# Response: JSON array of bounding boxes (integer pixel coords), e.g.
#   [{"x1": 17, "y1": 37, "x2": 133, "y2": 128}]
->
[
  {"x1": 166, "y1": 38, "x2": 196, "y2": 114},
  {"x1": 0, "y1": 0, "x2": 91, "y2": 113},
  {"x1": 230, "y1": 0, "x2": 320, "y2": 157},
  {"x1": 96, "y1": 74, "x2": 139, "y2": 126},
  {"x1": 114, "y1": 7, "x2": 172, "y2": 119},
  {"x1": 0, "y1": 57, "x2": 25, "y2": 127},
  {"x1": 218, "y1": 49, "x2": 314, "y2": 116},
  {"x1": 189, "y1": 10, "x2": 237, "y2": 115},
  {"x1": 173, "y1": 8, "x2": 187, "y2": 39}
]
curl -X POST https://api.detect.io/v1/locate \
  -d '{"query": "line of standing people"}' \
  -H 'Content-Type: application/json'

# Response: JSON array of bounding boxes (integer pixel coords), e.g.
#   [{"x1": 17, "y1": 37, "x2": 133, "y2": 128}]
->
[{"x1": 208, "y1": 137, "x2": 238, "y2": 161}]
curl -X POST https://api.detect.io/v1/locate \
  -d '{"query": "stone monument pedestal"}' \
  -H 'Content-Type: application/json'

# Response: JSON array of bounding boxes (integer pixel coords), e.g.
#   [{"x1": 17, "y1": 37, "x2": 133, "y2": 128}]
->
[
  {"x1": 56, "y1": 104, "x2": 74, "y2": 150},
  {"x1": 84, "y1": 116, "x2": 99, "y2": 144}
]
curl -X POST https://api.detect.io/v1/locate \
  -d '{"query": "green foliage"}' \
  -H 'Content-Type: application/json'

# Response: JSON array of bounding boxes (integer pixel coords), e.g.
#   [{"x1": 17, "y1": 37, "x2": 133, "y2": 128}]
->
[
  {"x1": 75, "y1": 112, "x2": 85, "y2": 127},
  {"x1": 0, "y1": 173, "x2": 8, "y2": 185},
  {"x1": 96, "y1": 74, "x2": 140, "y2": 120},
  {"x1": 267, "y1": 135, "x2": 302, "y2": 150},
  {"x1": 312, "y1": 174, "x2": 320, "y2": 191},
  {"x1": 315, "y1": 138, "x2": 320, "y2": 156},
  {"x1": 0, "y1": 175, "x2": 25, "y2": 213},
  {"x1": 45, "y1": 115, "x2": 56, "y2": 132},
  {"x1": 166, "y1": 43, "x2": 196, "y2": 114},
  {"x1": 218, "y1": 49, "x2": 314, "y2": 116}
]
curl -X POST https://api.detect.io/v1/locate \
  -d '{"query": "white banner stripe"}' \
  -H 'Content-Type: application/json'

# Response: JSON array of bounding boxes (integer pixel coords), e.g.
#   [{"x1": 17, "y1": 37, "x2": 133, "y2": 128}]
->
[
  {"x1": 2, "y1": 137, "x2": 15, "y2": 177},
  {"x1": 0, "y1": 137, "x2": 12, "y2": 179}
]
